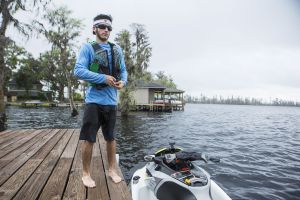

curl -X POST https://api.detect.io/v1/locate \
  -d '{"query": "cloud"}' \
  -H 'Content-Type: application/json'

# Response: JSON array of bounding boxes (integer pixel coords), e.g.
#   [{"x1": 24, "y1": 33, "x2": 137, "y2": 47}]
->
[{"x1": 8, "y1": 0, "x2": 300, "y2": 101}]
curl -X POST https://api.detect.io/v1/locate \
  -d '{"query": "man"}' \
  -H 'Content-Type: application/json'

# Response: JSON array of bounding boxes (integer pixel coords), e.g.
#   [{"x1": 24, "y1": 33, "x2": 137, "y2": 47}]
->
[{"x1": 74, "y1": 14, "x2": 127, "y2": 188}]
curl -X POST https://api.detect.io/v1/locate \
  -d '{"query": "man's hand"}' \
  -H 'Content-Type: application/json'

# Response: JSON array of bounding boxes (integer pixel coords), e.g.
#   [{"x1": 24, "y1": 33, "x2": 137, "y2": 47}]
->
[
  {"x1": 114, "y1": 80, "x2": 124, "y2": 89},
  {"x1": 105, "y1": 75, "x2": 116, "y2": 87}
]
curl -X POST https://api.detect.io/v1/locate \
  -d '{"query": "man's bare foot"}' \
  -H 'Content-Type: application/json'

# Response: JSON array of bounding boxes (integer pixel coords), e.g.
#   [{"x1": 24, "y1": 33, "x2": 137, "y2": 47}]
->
[
  {"x1": 82, "y1": 176, "x2": 96, "y2": 188},
  {"x1": 108, "y1": 170, "x2": 122, "y2": 183}
]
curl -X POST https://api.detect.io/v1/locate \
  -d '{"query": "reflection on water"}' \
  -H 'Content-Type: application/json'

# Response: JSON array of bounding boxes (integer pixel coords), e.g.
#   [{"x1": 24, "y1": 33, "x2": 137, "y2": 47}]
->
[
  {"x1": 115, "y1": 112, "x2": 173, "y2": 180},
  {"x1": 5, "y1": 104, "x2": 300, "y2": 200},
  {"x1": 7, "y1": 107, "x2": 83, "y2": 129}
]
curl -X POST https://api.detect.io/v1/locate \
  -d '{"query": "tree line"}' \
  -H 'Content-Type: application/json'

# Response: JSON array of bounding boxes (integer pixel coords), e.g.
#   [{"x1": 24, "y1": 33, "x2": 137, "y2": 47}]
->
[
  {"x1": 0, "y1": 1, "x2": 176, "y2": 131},
  {"x1": 185, "y1": 94, "x2": 300, "y2": 107}
]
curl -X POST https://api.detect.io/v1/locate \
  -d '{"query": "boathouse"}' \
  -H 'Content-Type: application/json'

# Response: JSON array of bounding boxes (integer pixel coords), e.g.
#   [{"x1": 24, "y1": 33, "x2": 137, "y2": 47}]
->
[{"x1": 132, "y1": 80, "x2": 185, "y2": 111}]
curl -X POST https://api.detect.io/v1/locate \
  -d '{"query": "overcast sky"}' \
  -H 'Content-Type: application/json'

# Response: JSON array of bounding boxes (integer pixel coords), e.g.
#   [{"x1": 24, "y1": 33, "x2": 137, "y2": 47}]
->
[{"x1": 9, "y1": 0, "x2": 300, "y2": 101}]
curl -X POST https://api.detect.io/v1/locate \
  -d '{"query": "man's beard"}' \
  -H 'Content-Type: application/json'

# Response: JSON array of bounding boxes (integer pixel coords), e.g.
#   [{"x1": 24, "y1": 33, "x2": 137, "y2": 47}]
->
[{"x1": 96, "y1": 32, "x2": 109, "y2": 42}]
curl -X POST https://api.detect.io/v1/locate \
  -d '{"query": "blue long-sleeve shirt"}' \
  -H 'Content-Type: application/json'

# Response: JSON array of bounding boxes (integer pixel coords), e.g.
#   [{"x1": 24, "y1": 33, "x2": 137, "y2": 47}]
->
[{"x1": 74, "y1": 42, "x2": 127, "y2": 105}]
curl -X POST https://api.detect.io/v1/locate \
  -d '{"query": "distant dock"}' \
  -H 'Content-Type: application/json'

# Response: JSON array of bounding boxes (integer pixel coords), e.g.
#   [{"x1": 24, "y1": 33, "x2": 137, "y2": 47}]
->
[
  {"x1": 21, "y1": 100, "x2": 44, "y2": 107},
  {"x1": 0, "y1": 129, "x2": 131, "y2": 200},
  {"x1": 6, "y1": 101, "x2": 84, "y2": 108},
  {"x1": 135, "y1": 102, "x2": 185, "y2": 112}
]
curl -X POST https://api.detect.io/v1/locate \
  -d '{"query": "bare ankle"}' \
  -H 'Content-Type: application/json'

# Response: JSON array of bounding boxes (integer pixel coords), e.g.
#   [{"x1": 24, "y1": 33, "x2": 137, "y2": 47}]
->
[
  {"x1": 82, "y1": 171, "x2": 91, "y2": 177},
  {"x1": 108, "y1": 167, "x2": 116, "y2": 172}
]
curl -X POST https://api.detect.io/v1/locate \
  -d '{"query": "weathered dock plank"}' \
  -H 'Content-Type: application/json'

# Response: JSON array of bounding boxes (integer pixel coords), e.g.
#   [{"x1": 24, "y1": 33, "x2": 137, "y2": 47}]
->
[
  {"x1": 0, "y1": 159, "x2": 41, "y2": 199},
  {"x1": 98, "y1": 134, "x2": 132, "y2": 200},
  {"x1": 63, "y1": 139, "x2": 86, "y2": 200},
  {"x1": 0, "y1": 129, "x2": 13, "y2": 137},
  {"x1": 12, "y1": 129, "x2": 73, "y2": 200},
  {"x1": 38, "y1": 129, "x2": 79, "y2": 199},
  {"x1": 0, "y1": 129, "x2": 30, "y2": 146},
  {"x1": 0, "y1": 129, "x2": 52, "y2": 170},
  {"x1": 88, "y1": 135, "x2": 110, "y2": 200},
  {"x1": 0, "y1": 129, "x2": 31, "y2": 150},
  {"x1": 0, "y1": 129, "x2": 131, "y2": 200},
  {"x1": 0, "y1": 129, "x2": 59, "y2": 185},
  {"x1": 0, "y1": 129, "x2": 40, "y2": 158}
]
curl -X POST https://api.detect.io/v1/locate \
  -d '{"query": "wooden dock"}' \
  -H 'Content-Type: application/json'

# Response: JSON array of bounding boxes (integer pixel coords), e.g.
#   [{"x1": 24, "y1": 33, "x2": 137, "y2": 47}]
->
[
  {"x1": 0, "y1": 129, "x2": 132, "y2": 200},
  {"x1": 135, "y1": 103, "x2": 184, "y2": 112}
]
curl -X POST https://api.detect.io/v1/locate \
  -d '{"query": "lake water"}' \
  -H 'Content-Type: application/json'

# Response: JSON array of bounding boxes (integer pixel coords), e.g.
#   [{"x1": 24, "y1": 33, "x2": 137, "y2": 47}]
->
[{"x1": 6, "y1": 104, "x2": 300, "y2": 200}]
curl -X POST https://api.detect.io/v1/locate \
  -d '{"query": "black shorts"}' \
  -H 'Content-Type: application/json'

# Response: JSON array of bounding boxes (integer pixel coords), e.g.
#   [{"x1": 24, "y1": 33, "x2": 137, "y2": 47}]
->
[{"x1": 80, "y1": 103, "x2": 117, "y2": 142}]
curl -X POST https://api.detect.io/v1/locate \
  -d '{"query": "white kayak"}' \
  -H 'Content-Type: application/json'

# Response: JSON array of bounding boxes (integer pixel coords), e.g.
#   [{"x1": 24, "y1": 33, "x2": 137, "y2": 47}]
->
[{"x1": 130, "y1": 143, "x2": 232, "y2": 200}]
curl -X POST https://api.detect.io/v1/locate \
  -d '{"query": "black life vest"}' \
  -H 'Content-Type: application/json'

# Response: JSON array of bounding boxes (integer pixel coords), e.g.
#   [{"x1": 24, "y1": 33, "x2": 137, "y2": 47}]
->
[{"x1": 89, "y1": 41, "x2": 121, "y2": 89}]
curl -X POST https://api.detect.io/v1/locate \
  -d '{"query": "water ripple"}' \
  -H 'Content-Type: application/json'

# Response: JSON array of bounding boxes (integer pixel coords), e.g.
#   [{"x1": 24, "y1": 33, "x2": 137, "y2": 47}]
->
[{"x1": 5, "y1": 104, "x2": 300, "y2": 200}]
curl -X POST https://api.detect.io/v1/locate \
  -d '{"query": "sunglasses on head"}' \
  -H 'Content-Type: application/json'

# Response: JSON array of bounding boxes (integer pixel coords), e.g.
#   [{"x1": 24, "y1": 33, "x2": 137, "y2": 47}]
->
[{"x1": 95, "y1": 24, "x2": 112, "y2": 31}]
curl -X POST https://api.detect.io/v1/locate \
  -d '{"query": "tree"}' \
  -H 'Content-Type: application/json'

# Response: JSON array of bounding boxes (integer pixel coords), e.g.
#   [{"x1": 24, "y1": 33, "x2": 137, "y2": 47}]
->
[
  {"x1": 115, "y1": 24, "x2": 152, "y2": 116},
  {"x1": 5, "y1": 41, "x2": 43, "y2": 100},
  {"x1": 4, "y1": 41, "x2": 29, "y2": 88},
  {"x1": 0, "y1": 0, "x2": 52, "y2": 131},
  {"x1": 141, "y1": 71, "x2": 154, "y2": 82},
  {"x1": 39, "y1": 50, "x2": 66, "y2": 101},
  {"x1": 14, "y1": 67, "x2": 34, "y2": 98},
  {"x1": 115, "y1": 30, "x2": 134, "y2": 115},
  {"x1": 154, "y1": 71, "x2": 177, "y2": 88},
  {"x1": 37, "y1": 6, "x2": 83, "y2": 116},
  {"x1": 13, "y1": 55, "x2": 42, "y2": 99},
  {"x1": 131, "y1": 23, "x2": 152, "y2": 79}
]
